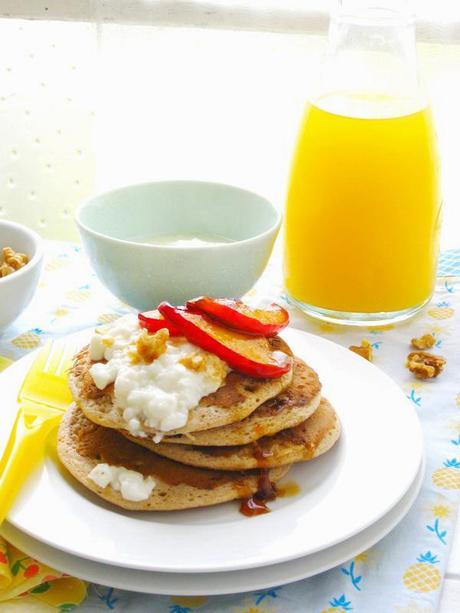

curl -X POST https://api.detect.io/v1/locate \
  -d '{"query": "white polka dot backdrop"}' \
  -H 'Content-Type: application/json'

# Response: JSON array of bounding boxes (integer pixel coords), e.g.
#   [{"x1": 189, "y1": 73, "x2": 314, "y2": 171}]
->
[{"x1": 0, "y1": 19, "x2": 97, "y2": 240}]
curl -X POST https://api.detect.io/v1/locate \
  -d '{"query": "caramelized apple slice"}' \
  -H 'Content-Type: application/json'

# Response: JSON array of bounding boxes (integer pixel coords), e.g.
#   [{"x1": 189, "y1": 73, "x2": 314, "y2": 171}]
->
[
  {"x1": 138, "y1": 310, "x2": 182, "y2": 336},
  {"x1": 158, "y1": 303, "x2": 291, "y2": 378},
  {"x1": 187, "y1": 297, "x2": 289, "y2": 336}
]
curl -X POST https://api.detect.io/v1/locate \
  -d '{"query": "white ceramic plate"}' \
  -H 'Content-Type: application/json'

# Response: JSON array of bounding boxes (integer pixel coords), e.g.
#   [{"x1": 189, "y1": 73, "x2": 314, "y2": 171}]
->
[
  {"x1": 1, "y1": 459, "x2": 424, "y2": 595},
  {"x1": 0, "y1": 327, "x2": 423, "y2": 573}
]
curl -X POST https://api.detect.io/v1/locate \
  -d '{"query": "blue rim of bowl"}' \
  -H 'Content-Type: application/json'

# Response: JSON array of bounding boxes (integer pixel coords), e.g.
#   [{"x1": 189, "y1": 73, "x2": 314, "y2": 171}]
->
[
  {"x1": 0, "y1": 220, "x2": 44, "y2": 286},
  {"x1": 75, "y1": 180, "x2": 282, "y2": 250}
]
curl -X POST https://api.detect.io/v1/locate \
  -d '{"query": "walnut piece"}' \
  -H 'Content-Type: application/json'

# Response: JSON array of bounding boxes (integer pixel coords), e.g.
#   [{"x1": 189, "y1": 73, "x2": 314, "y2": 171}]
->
[
  {"x1": 349, "y1": 339, "x2": 373, "y2": 361},
  {"x1": 406, "y1": 351, "x2": 446, "y2": 379},
  {"x1": 411, "y1": 333, "x2": 436, "y2": 350},
  {"x1": 0, "y1": 262, "x2": 15, "y2": 277},
  {"x1": 180, "y1": 351, "x2": 228, "y2": 384},
  {"x1": 130, "y1": 328, "x2": 169, "y2": 364},
  {"x1": 0, "y1": 246, "x2": 29, "y2": 277},
  {"x1": 180, "y1": 352, "x2": 206, "y2": 371}
]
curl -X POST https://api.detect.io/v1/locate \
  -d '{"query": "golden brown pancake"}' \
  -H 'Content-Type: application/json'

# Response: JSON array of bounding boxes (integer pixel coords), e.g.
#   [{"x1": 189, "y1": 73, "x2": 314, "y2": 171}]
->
[
  {"x1": 57, "y1": 405, "x2": 290, "y2": 511},
  {"x1": 153, "y1": 357, "x2": 321, "y2": 446},
  {"x1": 125, "y1": 398, "x2": 340, "y2": 471},
  {"x1": 68, "y1": 336, "x2": 293, "y2": 435}
]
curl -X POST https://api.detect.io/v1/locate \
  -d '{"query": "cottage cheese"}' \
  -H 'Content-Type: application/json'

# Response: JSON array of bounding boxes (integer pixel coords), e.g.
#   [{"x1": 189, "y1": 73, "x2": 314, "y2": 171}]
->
[
  {"x1": 88, "y1": 463, "x2": 155, "y2": 502},
  {"x1": 88, "y1": 314, "x2": 228, "y2": 436}
]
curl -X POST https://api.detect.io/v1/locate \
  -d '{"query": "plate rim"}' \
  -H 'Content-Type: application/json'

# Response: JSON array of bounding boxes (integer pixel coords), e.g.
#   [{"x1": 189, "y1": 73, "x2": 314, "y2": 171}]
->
[{"x1": 1, "y1": 457, "x2": 425, "y2": 596}]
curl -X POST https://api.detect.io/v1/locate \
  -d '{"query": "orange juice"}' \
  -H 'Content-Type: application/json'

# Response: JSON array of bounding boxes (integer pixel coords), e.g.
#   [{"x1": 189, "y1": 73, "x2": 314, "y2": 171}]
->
[{"x1": 284, "y1": 95, "x2": 441, "y2": 315}]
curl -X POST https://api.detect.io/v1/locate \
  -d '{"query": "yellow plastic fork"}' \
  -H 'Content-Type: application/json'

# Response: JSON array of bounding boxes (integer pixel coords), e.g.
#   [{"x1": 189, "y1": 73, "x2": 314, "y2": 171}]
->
[{"x1": 0, "y1": 341, "x2": 74, "y2": 524}]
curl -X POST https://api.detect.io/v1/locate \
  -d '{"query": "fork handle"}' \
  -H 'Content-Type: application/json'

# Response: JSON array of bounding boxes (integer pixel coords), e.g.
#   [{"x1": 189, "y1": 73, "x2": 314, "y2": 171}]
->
[{"x1": 0, "y1": 410, "x2": 62, "y2": 525}]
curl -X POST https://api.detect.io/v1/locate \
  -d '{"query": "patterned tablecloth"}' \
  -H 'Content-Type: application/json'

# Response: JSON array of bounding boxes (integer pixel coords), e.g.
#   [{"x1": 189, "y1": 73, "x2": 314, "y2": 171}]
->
[{"x1": 0, "y1": 242, "x2": 459, "y2": 613}]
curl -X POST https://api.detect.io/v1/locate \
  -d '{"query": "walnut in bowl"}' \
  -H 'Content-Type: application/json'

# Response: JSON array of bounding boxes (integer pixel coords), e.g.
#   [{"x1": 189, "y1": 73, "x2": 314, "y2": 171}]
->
[
  {"x1": 0, "y1": 220, "x2": 43, "y2": 332},
  {"x1": 0, "y1": 246, "x2": 29, "y2": 278}
]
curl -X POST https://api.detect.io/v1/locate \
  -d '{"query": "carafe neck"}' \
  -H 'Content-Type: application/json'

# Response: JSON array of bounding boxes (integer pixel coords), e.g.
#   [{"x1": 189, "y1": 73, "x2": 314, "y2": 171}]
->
[{"x1": 314, "y1": 1, "x2": 425, "y2": 115}]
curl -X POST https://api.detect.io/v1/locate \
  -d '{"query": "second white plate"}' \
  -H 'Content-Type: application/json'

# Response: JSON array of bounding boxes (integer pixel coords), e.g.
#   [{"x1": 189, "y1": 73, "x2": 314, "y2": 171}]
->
[
  {"x1": 1, "y1": 327, "x2": 424, "y2": 573},
  {"x1": 1, "y1": 459, "x2": 425, "y2": 595}
]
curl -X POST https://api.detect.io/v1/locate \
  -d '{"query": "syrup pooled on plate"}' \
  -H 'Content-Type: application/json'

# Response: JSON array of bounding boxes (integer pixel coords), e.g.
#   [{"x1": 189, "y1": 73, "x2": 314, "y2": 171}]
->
[
  {"x1": 276, "y1": 480, "x2": 301, "y2": 498},
  {"x1": 239, "y1": 469, "x2": 297, "y2": 517},
  {"x1": 239, "y1": 496, "x2": 271, "y2": 517}
]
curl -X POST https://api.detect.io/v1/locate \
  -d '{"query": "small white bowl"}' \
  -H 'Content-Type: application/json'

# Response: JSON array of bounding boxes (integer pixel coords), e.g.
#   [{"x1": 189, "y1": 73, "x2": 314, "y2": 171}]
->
[
  {"x1": 0, "y1": 220, "x2": 44, "y2": 333},
  {"x1": 76, "y1": 181, "x2": 281, "y2": 310}
]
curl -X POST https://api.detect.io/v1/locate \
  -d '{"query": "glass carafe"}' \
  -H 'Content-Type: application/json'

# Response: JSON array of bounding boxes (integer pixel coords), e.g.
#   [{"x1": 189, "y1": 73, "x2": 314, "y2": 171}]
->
[{"x1": 284, "y1": 0, "x2": 441, "y2": 325}]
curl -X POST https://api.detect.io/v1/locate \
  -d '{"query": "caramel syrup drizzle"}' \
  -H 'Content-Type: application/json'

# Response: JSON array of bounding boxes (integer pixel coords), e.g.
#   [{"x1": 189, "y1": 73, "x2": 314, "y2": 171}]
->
[{"x1": 239, "y1": 470, "x2": 299, "y2": 517}]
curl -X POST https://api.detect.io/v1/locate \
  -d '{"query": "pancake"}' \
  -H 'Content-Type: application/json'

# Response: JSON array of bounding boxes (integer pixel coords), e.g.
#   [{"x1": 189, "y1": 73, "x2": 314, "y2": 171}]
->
[
  {"x1": 68, "y1": 336, "x2": 293, "y2": 436},
  {"x1": 156, "y1": 357, "x2": 321, "y2": 446},
  {"x1": 57, "y1": 405, "x2": 290, "y2": 511},
  {"x1": 127, "y1": 398, "x2": 340, "y2": 471}
]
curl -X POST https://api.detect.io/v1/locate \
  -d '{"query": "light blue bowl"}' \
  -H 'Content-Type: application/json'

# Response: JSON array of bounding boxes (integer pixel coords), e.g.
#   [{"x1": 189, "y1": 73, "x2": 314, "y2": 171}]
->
[{"x1": 76, "y1": 181, "x2": 281, "y2": 310}]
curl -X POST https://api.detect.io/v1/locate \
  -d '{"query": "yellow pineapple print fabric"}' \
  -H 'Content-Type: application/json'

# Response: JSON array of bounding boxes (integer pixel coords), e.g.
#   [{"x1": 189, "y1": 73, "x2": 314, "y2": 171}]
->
[{"x1": 0, "y1": 537, "x2": 86, "y2": 609}]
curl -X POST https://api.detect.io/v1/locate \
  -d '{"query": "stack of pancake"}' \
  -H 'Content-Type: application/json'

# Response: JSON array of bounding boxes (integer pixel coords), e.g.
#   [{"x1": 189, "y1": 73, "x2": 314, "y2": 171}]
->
[{"x1": 58, "y1": 336, "x2": 341, "y2": 512}]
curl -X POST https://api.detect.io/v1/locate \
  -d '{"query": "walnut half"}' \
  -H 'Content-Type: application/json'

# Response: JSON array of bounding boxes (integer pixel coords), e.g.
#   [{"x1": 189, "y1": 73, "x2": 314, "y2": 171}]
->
[{"x1": 406, "y1": 351, "x2": 446, "y2": 379}]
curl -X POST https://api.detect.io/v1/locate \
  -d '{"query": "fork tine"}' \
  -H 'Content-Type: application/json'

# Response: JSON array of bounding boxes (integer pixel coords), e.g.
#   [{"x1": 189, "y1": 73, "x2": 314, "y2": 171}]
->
[
  {"x1": 17, "y1": 342, "x2": 53, "y2": 401},
  {"x1": 59, "y1": 342, "x2": 78, "y2": 375},
  {"x1": 45, "y1": 343, "x2": 66, "y2": 375},
  {"x1": 28, "y1": 341, "x2": 53, "y2": 373}
]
